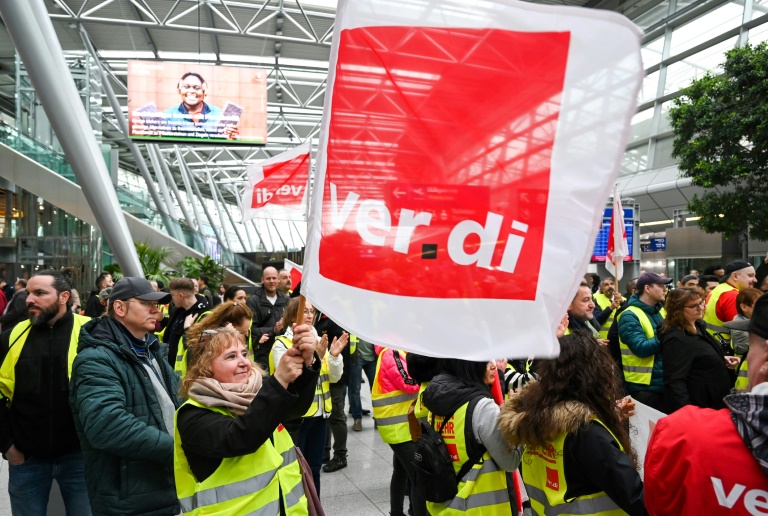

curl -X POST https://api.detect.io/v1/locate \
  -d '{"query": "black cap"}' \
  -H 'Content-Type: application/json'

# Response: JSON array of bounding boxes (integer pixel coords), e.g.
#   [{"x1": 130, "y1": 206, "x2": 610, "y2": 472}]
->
[
  {"x1": 636, "y1": 272, "x2": 673, "y2": 291},
  {"x1": 722, "y1": 260, "x2": 753, "y2": 282},
  {"x1": 110, "y1": 277, "x2": 171, "y2": 304}
]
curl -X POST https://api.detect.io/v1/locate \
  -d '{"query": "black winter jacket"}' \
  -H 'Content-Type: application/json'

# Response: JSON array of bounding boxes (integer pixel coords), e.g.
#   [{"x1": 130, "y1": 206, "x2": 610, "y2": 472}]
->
[
  {"x1": 0, "y1": 311, "x2": 81, "y2": 459},
  {"x1": 163, "y1": 294, "x2": 210, "y2": 368},
  {"x1": 70, "y1": 317, "x2": 181, "y2": 516},
  {"x1": 177, "y1": 360, "x2": 319, "y2": 482},
  {"x1": 246, "y1": 287, "x2": 289, "y2": 370},
  {"x1": 660, "y1": 319, "x2": 733, "y2": 413}
]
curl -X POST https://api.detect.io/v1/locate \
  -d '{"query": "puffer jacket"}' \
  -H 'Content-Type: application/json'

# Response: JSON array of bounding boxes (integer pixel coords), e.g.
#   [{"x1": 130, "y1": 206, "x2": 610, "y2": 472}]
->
[
  {"x1": 69, "y1": 317, "x2": 181, "y2": 516},
  {"x1": 374, "y1": 346, "x2": 419, "y2": 395},
  {"x1": 616, "y1": 292, "x2": 665, "y2": 393}
]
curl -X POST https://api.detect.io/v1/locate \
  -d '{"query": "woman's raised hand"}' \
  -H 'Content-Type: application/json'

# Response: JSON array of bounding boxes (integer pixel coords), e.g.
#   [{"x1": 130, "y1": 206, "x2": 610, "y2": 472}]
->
[
  {"x1": 330, "y1": 333, "x2": 349, "y2": 358},
  {"x1": 292, "y1": 323, "x2": 318, "y2": 366}
]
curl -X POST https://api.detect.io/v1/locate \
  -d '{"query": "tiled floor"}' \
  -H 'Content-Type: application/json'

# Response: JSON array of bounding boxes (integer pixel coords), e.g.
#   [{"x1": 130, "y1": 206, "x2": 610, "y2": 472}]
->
[{"x1": 0, "y1": 380, "x2": 401, "y2": 515}]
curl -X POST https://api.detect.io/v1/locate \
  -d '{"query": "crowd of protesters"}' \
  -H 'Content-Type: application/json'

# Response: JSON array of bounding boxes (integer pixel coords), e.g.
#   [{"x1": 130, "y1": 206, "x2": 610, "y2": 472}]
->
[{"x1": 0, "y1": 256, "x2": 767, "y2": 515}]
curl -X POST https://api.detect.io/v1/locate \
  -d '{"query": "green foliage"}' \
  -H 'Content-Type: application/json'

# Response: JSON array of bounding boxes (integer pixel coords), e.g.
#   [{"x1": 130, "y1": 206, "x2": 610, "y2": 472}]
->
[
  {"x1": 175, "y1": 255, "x2": 225, "y2": 287},
  {"x1": 134, "y1": 241, "x2": 174, "y2": 284},
  {"x1": 103, "y1": 263, "x2": 123, "y2": 282},
  {"x1": 669, "y1": 42, "x2": 768, "y2": 240}
]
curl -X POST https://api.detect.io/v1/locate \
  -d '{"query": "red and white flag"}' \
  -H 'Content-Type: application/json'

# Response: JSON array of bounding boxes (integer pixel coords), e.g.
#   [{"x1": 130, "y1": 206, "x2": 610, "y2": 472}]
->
[
  {"x1": 605, "y1": 185, "x2": 629, "y2": 281},
  {"x1": 241, "y1": 142, "x2": 310, "y2": 221},
  {"x1": 284, "y1": 258, "x2": 303, "y2": 291},
  {"x1": 302, "y1": 0, "x2": 643, "y2": 359}
]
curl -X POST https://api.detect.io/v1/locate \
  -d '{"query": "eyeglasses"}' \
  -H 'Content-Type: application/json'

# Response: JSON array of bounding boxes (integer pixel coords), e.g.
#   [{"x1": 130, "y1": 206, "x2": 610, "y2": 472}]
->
[
  {"x1": 303, "y1": 309, "x2": 316, "y2": 316},
  {"x1": 685, "y1": 301, "x2": 705, "y2": 309}
]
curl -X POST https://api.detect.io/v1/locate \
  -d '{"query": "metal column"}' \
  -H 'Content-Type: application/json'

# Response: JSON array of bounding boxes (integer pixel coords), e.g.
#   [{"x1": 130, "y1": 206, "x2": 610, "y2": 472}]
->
[
  {"x1": 147, "y1": 145, "x2": 183, "y2": 242},
  {"x1": 175, "y1": 146, "x2": 206, "y2": 235},
  {"x1": 182, "y1": 159, "x2": 226, "y2": 249},
  {"x1": 205, "y1": 169, "x2": 234, "y2": 250},
  {"x1": 1, "y1": 0, "x2": 142, "y2": 275},
  {"x1": 156, "y1": 146, "x2": 196, "y2": 233}
]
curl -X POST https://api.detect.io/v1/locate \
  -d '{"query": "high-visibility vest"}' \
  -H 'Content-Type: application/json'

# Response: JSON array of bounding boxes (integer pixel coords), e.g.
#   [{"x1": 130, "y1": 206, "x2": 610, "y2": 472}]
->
[
  {"x1": 414, "y1": 382, "x2": 429, "y2": 422},
  {"x1": 735, "y1": 358, "x2": 749, "y2": 390},
  {"x1": 174, "y1": 311, "x2": 210, "y2": 378},
  {"x1": 349, "y1": 334, "x2": 358, "y2": 355},
  {"x1": 0, "y1": 314, "x2": 90, "y2": 403},
  {"x1": 427, "y1": 401, "x2": 511, "y2": 515},
  {"x1": 618, "y1": 306, "x2": 662, "y2": 386},
  {"x1": 703, "y1": 283, "x2": 737, "y2": 344},
  {"x1": 174, "y1": 398, "x2": 307, "y2": 515},
  {"x1": 372, "y1": 349, "x2": 417, "y2": 444},
  {"x1": 269, "y1": 335, "x2": 332, "y2": 417},
  {"x1": 594, "y1": 293, "x2": 624, "y2": 339},
  {"x1": 524, "y1": 418, "x2": 626, "y2": 516}
]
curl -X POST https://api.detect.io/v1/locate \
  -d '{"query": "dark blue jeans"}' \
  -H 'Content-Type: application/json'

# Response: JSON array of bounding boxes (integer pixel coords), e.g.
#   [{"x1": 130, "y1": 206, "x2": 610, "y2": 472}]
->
[
  {"x1": 298, "y1": 416, "x2": 328, "y2": 495},
  {"x1": 349, "y1": 357, "x2": 378, "y2": 419},
  {"x1": 8, "y1": 450, "x2": 91, "y2": 516}
]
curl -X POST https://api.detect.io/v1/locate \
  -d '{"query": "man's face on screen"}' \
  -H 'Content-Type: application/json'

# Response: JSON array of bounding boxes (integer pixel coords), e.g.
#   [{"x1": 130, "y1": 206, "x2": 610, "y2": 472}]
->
[{"x1": 178, "y1": 75, "x2": 205, "y2": 109}]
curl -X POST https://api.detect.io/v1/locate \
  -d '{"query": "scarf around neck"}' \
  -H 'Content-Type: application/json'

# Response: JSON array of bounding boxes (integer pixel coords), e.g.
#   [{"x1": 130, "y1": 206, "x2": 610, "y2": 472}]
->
[
  {"x1": 188, "y1": 366, "x2": 263, "y2": 415},
  {"x1": 725, "y1": 382, "x2": 768, "y2": 475}
]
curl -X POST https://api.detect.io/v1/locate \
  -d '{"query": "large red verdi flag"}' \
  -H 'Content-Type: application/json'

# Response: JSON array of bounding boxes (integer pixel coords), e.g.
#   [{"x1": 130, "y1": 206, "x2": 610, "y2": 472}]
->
[
  {"x1": 241, "y1": 142, "x2": 310, "y2": 221},
  {"x1": 303, "y1": 0, "x2": 643, "y2": 360}
]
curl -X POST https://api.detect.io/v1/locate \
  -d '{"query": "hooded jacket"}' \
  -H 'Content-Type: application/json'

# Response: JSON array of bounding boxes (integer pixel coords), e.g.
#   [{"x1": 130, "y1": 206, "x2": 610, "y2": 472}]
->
[
  {"x1": 69, "y1": 317, "x2": 181, "y2": 516},
  {"x1": 499, "y1": 394, "x2": 645, "y2": 516},
  {"x1": 616, "y1": 292, "x2": 665, "y2": 393},
  {"x1": 645, "y1": 383, "x2": 768, "y2": 515}
]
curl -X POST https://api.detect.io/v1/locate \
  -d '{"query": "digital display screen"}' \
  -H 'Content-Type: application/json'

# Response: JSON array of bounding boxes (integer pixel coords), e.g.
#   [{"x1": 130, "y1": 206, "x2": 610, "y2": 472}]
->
[
  {"x1": 592, "y1": 207, "x2": 634, "y2": 262},
  {"x1": 127, "y1": 61, "x2": 267, "y2": 145}
]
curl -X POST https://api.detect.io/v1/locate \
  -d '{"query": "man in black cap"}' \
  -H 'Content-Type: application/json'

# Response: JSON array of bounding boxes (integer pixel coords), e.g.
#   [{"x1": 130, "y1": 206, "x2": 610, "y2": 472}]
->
[
  {"x1": 616, "y1": 272, "x2": 672, "y2": 412},
  {"x1": 69, "y1": 277, "x2": 181, "y2": 515},
  {"x1": 703, "y1": 260, "x2": 757, "y2": 350}
]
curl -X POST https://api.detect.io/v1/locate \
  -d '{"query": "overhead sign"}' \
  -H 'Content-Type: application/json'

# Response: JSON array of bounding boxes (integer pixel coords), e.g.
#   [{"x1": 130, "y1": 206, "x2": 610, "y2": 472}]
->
[
  {"x1": 593, "y1": 207, "x2": 635, "y2": 263},
  {"x1": 302, "y1": 0, "x2": 643, "y2": 360}
]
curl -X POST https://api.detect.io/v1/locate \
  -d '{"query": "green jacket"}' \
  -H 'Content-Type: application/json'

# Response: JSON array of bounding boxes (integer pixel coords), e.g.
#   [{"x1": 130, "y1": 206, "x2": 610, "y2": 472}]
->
[{"x1": 69, "y1": 317, "x2": 181, "y2": 515}]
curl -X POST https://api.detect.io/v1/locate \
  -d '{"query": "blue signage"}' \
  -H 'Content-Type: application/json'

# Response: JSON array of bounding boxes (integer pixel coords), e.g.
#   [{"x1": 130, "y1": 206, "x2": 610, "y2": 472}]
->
[{"x1": 650, "y1": 237, "x2": 666, "y2": 251}]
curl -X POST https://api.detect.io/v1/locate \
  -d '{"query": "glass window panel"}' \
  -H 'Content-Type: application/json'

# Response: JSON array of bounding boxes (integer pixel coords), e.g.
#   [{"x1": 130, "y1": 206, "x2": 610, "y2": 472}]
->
[
  {"x1": 669, "y1": 3, "x2": 743, "y2": 57},
  {"x1": 641, "y1": 70, "x2": 660, "y2": 103},
  {"x1": 658, "y1": 100, "x2": 675, "y2": 133},
  {"x1": 664, "y1": 37, "x2": 736, "y2": 95},
  {"x1": 642, "y1": 38, "x2": 665, "y2": 69},
  {"x1": 747, "y1": 20, "x2": 768, "y2": 44},
  {"x1": 653, "y1": 136, "x2": 677, "y2": 168},
  {"x1": 631, "y1": 1, "x2": 671, "y2": 30},
  {"x1": 621, "y1": 144, "x2": 649, "y2": 176},
  {"x1": 753, "y1": 0, "x2": 768, "y2": 20},
  {"x1": 630, "y1": 108, "x2": 655, "y2": 142}
]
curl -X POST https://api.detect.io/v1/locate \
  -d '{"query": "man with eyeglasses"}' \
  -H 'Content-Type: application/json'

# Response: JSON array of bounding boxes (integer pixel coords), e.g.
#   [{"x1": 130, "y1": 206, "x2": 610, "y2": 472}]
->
[{"x1": 69, "y1": 277, "x2": 181, "y2": 515}]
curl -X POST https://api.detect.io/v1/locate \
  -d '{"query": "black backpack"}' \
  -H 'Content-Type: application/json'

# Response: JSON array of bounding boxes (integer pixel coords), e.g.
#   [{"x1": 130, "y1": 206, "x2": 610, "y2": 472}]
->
[{"x1": 412, "y1": 405, "x2": 486, "y2": 503}]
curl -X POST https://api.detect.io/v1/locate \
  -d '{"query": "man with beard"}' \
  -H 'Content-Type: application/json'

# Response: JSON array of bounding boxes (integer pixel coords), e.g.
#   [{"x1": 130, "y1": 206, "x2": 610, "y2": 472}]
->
[{"x1": 0, "y1": 270, "x2": 91, "y2": 514}]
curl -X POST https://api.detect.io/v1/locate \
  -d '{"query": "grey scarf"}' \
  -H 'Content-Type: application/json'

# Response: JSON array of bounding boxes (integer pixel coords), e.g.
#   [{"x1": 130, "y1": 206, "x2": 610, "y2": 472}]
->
[{"x1": 724, "y1": 382, "x2": 768, "y2": 475}]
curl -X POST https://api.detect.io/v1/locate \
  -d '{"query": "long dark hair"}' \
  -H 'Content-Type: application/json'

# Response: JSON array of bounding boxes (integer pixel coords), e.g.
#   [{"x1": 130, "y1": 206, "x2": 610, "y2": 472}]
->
[
  {"x1": 443, "y1": 359, "x2": 490, "y2": 387},
  {"x1": 507, "y1": 332, "x2": 636, "y2": 467}
]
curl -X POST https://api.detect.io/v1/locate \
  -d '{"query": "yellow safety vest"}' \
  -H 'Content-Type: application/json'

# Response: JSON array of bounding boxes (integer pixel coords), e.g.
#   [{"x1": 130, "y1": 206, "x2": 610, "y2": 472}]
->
[
  {"x1": 0, "y1": 314, "x2": 90, "y2": 403},
  {"x1": 703, "y1": 283, "x2": 737, "y2": 344},
  {"x1": 524, "y1": 418, "x2": 627, "y2": 516},
  {"x1": 594, "y1": 293, "x2": 624, "y2": 339},
  {"x1": 270, "y1": 335, "x2": 332, "y2": 416},
  {"x1": 735, "y1": 358, "x2": 749, "y2": 390},
  {"x1": 174, "y1": 398, "x2": 306, "y2": 515},
  {"x1": 427, "y1": 401, "x2": 511, "y2": 515},
  {"x1": 617, "y1": 306, "x2": 662, "y2": 386},
  {"x1": 414, "y1": 382, "x2": 430, "y2": 422},
  {"x1": 174, "y1": 311, "x2": 211, "y2": 379},
  {"x1": 372, "y1": 349, "x2": 417, "y2": 445},
  {"x1": 349, "y1": 334, "x2": 358, "y2": 355}
]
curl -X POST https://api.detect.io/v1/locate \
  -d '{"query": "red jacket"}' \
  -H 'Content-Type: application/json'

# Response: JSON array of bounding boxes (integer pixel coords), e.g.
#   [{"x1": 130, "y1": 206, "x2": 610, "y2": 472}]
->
[{"x1": 645, "y1": 405, "x2": 768, "y2": 515}]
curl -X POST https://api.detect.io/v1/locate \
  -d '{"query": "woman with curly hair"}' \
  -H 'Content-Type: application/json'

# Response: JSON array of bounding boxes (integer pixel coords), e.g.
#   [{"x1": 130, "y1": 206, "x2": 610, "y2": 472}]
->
[
  {"x1": 659, "y1": 287, "x2": 739, "y2": 413},
  {"x1": 499, "y1": 332, "x2": 644, "y2": 516},
  {"x1": 174, "y1": 324, "x2": 319, "y2": 515}
]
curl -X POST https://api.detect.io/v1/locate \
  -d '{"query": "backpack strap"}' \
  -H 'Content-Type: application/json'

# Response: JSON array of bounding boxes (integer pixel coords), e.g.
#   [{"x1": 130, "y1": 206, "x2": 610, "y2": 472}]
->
[{"x1": 432, "y1": 396, "x2": 488, "y2": 484}]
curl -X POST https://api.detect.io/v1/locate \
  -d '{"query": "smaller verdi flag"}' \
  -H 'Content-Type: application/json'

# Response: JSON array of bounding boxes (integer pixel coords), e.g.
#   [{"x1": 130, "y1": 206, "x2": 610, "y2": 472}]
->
[
  {"x1": 605, "y1": 184, "x2": 629, "y2": 281},
  {"x1": 241, "y1": 142, "x2": 310, "y2": 221},
  {"x1": 284, "y1": 259, "x2": 303, "y2": 291}
]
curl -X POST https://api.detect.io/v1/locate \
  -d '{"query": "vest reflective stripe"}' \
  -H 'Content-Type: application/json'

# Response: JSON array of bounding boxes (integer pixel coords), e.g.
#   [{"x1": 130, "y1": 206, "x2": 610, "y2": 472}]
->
[
  {"x1": 703, "y1": 283, "x2": 737, "y2": 343},
  {"x1": 427, "y1": 401, "x2": 511, "y2": 516},
  {"x1": 524, "y1": 418, "x2": 625, "y2": 516},
  {"x1": 270, "y1": 335, "x2": 332, "y2": 416},
  {"x1": 372, "y1": 349, "x2": 417, "y2": 444},
  {"x1": 0, "y1": 314, "x2": 90, "y2": 403},
  {"x1": 735, "y1": 359, "x2": 749, "y2": 390},
  {"x1": 594, "y1": 293, "x2": 623, "y2": 339},
  {"x1": 174, "y1": 311, "x2": 210, "y2": 378},
  {"x1": 349, "y1": 334, "x2": 358, "y2": 355},
  {"x1": 617, "y1": 306, "x2": 657, "y2": 386},
  {"x1": 174, "y1": 399, "x2": 306, "y2": 516}
]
